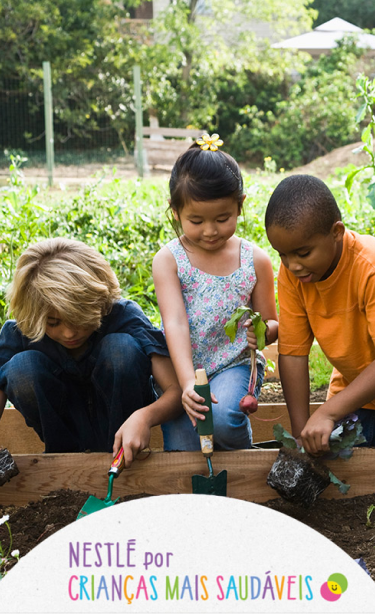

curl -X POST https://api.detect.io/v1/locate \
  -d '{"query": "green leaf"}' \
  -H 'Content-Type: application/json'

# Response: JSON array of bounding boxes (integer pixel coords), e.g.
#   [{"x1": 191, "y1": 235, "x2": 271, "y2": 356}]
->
[
  {"x1": 367, "y1": 183, "x2": 375, "y2": 210},
  {"x1": 252, "y1": 313, "x2": 267, "y2": 351},
  {"x1": 273, "y1": 423, "x2": 297, "y2": 449},
  {"x1": 224, "y1": 306, "x2": 267, "y2": 350},
  {"x1": 356, "y1": 103, "x2": 367, "y2": 123},
  {"x1": 327, "y1": 414, "x2": 367, "y2": 458},
  {"x1": 345, "y1": 167, "x2": 368, "y2": 192},
  {"x1": 366, "y1": 504, "x2": 375, "y2": 527},
  {"x1": 362, "y1": 124, "x2": 373, "y2": 148},
  {"x1": 328, "y1": 470, "x2": 350, "y2": 495},
  {"x1": 352, "y1": 144, "x2": 365, "y2": 154},
  {"x1": 224, "y1": 305, "x2": 252, "y2": 342},
  {"x1": 363, "y1": 145, "x2": 374, "y2": 157}
]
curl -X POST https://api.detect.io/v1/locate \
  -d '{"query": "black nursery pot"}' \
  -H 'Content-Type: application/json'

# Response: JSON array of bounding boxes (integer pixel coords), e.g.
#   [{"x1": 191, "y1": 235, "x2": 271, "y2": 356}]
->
[
  {"x1": 0, "y1": 448, "x2": 19, "y2": 486},
  {"x1": 266, "y1": 447, "x2": 331, "y2": 507}
]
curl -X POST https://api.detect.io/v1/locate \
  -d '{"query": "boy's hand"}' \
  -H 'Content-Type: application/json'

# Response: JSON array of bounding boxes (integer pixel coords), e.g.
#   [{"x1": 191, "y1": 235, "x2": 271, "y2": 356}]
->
[
  {"x1": 300, "y1": 412, "x2": 335, "y2": 456},
  {"x1": 113, "y1": 410, "x2": 151, "y2": 468},
  {"x1": 244, "y1": 319, "x2": 258, "y2": 350},
  {"x1": 182, "y1": 385, "x2": 217, "y2": 428}
]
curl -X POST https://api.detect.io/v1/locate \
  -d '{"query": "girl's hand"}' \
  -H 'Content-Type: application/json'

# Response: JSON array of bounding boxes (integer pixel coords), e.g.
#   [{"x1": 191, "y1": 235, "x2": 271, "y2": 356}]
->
[
  {"x1": 244, "y1": 319, "x2": 258, "y2": 350},
  {"x1": 182, "y1": 386, "x2": 218, "y2": 428}
]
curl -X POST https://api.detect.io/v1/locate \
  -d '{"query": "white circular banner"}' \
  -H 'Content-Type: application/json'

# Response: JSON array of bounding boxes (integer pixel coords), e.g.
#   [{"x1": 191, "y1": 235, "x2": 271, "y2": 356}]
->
[{"x1": 0, "y1": 494, "x2": 374, "y2": 613}]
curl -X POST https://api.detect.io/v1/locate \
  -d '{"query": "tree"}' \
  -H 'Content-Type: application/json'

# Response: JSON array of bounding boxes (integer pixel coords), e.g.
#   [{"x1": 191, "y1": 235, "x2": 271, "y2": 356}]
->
[
  {"x1": 139, "y1": 0, "x2": 315, "y2": 131},
  {"x1": 230, "y1": 40, "x2": 364, "y2": 168},
  {"x1": 0, "y1": 0, "x2": 143, "y2": 150},
  {"x1": 311, "y1": 0, "x2": 375, "y2": 30}
]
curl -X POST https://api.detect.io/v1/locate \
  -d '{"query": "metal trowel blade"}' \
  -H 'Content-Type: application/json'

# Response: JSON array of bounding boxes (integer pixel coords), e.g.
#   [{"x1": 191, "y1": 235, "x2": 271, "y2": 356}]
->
[{"x1": 192, "y1": 469, "x2": 227, "y2": 496}]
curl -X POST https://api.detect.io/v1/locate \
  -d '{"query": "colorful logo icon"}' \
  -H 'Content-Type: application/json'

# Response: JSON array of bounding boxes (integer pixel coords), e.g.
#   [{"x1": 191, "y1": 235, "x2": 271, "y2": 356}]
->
[{"x1": 320, "y1": 573, "x2": 348, "y2": 601}]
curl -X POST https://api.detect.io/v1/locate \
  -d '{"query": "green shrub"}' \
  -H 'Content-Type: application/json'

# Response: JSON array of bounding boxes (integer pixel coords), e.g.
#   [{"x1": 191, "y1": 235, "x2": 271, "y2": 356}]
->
[
  {"x1": 1, "y1": 145, "x2": 375, "y2": 331},
  {"x1": 230, "y1": 40, "x2": 363, "y2": 169}
]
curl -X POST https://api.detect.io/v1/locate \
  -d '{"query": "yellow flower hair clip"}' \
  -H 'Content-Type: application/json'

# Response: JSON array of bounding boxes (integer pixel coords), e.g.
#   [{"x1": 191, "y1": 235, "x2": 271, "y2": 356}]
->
[{"x1": 196, "y1": 133, "x2": 224, "y2": 151}]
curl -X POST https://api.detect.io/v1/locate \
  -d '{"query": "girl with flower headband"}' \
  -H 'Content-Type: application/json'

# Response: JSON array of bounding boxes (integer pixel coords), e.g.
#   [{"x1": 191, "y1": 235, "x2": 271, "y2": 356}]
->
[{"x1": 153, "y1": 134, "x2": 278, "y2": 450}]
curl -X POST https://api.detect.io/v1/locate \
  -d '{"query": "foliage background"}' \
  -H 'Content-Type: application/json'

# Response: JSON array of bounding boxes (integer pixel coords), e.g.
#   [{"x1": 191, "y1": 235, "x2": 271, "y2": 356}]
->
[
  {"x1": 2, "y1": 153, "x2": 375, "y2": 326},
  {"x1": 2, "y1": 0, "x2": 375, "y2": 169}
]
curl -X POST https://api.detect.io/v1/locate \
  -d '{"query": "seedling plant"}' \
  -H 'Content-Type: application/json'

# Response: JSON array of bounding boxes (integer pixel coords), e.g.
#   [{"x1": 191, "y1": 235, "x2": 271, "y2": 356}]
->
[
  {"x1": 224, "y1": 306, "x2": 267, "y2": 414},
  {"x1": 268, "y1": 414, "x2": 367, "y2": 506},
  {"x1": 0, "y1": 514, "x2": 20, "y2": 579},
  {"x1": 366, "y1": 504, "x2": 375, "y2": 528}
]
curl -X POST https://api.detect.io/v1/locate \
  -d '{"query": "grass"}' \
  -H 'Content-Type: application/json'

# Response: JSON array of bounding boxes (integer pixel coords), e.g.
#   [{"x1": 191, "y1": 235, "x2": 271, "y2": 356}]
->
[{"x1": 309, "y1": 344, "x2": 333, "y2": 390}]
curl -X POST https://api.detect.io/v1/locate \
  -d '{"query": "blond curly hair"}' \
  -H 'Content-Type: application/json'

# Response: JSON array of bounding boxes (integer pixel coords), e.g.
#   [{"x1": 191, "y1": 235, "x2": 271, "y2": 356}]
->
[{"x1": 7, "y1": 237, "x2": 122, "y2": 341}]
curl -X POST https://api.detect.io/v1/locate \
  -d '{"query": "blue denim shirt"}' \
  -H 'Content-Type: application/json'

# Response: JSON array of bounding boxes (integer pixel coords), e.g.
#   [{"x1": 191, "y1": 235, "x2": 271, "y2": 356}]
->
[{"x1": 0, "y1": 299, "x2": 169, "y2": 382}]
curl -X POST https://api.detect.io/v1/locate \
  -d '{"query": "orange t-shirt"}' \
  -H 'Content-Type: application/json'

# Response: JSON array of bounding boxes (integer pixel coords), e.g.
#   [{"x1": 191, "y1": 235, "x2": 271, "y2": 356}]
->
[{"x1": 278, "y1": 229, "x2": 375, "y2": 409}]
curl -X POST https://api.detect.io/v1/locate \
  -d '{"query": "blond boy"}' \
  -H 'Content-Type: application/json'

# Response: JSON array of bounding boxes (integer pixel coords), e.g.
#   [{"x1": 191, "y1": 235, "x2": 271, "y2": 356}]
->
[{"x1": 0, "y1": 238, "x2": 182, "y2": 465}]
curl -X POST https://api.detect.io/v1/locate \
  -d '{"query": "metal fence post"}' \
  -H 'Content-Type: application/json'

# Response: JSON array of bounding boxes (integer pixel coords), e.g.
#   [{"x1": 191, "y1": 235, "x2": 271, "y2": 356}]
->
[
  {"x1": 43, "y1": 61, "x2": 54, "y2": 187},
  {"x1": 133, "y1": 65, "x2": 144, "y2": 178}
]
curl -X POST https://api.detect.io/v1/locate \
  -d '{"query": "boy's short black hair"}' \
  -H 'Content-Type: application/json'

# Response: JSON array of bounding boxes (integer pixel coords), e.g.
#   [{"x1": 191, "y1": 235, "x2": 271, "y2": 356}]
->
[{"x1": 265, "y1": 174, "x2": 342, "y2": 235}]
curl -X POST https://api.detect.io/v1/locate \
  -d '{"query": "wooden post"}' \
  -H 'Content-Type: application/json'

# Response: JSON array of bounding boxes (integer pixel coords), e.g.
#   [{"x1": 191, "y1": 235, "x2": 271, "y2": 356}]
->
[
  {"x1": 133, "y1": 65, "x2": 144, "y2": 178},
  {"x1": 42, "y1": 61, "x2": 54, "y2": 187}
]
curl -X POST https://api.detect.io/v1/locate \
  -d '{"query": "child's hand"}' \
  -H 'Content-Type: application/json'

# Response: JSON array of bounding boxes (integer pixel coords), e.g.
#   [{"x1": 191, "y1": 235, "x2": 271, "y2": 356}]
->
[
  {"x1": 300, "y1": 412, "x2": 335, "y2": 456},
  {"x1": 244, "y1": 318, "x2": 258, "y2": 351},
  {"x1": 182, "y1": 386, "x2": 218, "y2": 428},
  {"x1": 113, "y1": 410, "x2": 151, "y2": 468}
]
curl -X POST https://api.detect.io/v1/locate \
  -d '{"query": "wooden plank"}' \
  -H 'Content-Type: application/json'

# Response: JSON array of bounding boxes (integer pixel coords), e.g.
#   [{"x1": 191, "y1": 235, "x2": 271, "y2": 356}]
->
[
  {"x1": 1, "y1": 409, "x2": 44, "y2": 454},
  {"x1": 1, "y1": 448, "x2": 374, "y2": 507},
  {"x1": 251, "y1": 402, "x2": 321, "y2": 443},
  {"x1": 0, "y1": 408, "x2": 164, "y2": 454},
  {"x1": 142, "y1": 140, "x2": 191, "y2": 167},
  {"x1": 142, "y1": 140, "x2": 192, "y2": 150},
  {"x1": 142, "y1": 127, "x2": 202, "y2": 138},
  {"x1": 1, "y1": 403, "x2": 322, "y2": 453}
]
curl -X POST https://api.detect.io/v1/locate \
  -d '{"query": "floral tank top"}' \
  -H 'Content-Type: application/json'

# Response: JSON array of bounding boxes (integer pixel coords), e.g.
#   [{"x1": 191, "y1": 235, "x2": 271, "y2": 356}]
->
[{"x1": 165, "y1": 237, "x2": 266, "y2": 379}]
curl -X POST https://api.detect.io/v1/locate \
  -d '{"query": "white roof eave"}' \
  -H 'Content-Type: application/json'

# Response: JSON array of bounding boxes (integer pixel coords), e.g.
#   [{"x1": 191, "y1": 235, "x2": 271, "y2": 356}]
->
[{"x1": 272, "y1": 17, "x2": 375, "y2": 51}]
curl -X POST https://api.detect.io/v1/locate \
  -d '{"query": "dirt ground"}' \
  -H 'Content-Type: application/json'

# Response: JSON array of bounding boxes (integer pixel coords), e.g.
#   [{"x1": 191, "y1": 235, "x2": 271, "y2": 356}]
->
[
  {"x1": 0, "y1": 140, "x2": 369, "y2": 188},
  {"x1": 290, "y1": 141, "x2": 370, "y2": 180}
]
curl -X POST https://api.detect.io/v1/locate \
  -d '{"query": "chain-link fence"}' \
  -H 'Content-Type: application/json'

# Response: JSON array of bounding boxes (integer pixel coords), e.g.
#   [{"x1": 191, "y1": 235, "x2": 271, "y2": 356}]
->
[{"x1": 0, "y1": 71, "x2": 132, "y2": 172}]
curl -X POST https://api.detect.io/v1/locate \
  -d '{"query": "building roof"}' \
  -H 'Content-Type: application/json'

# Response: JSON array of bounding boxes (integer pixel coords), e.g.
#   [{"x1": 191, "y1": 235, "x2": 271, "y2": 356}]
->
[{"x1": 272, "y1": 17, "x2": 375, "y2": 55}]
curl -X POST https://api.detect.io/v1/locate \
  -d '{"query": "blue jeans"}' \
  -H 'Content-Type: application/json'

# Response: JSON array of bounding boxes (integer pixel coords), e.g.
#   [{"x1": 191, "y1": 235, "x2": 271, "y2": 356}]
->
[
  {"x1": 355, "y1": 408, "x2": 375, "y2": 447},
  {"x1": 162, "y1": 362, "x2": 264, "y2": 451},
  {"x1": 0, "y1": 334, "x2": 155, "y2": 453}
]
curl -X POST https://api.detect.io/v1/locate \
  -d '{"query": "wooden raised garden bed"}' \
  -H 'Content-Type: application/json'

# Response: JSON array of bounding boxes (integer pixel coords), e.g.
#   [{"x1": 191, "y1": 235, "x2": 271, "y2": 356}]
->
[{"x1": 1, "y1": 400, "x2": 374, "y2": 507}]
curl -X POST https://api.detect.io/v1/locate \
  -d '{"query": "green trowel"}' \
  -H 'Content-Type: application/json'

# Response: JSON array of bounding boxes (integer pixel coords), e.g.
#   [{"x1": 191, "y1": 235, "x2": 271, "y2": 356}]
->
[
  {"x1": 77, "y1": 447, "x2": 125, "y2": 520},
  {"x1": 192, "y1": 368, "x2": 227, "y2": 496}
]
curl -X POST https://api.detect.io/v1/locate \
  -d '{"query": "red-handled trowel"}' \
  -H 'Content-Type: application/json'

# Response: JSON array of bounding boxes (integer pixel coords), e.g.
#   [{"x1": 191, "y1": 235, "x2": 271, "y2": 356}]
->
[
  {"x1": 192, "y1": 368, "x2": 227, "y2": 496},
  {"x1": 77, "y1": 447, "x2": 125, "y2": 520}
]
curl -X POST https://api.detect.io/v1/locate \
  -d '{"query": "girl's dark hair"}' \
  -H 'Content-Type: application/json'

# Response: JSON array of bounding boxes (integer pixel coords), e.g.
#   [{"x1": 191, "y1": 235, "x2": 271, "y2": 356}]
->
[{"x1": 168, "y1": 142, "x2": 244, "y2": 232}]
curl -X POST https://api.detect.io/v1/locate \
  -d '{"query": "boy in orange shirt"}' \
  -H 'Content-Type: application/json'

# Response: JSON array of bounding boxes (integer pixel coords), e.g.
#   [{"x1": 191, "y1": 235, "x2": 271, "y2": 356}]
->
[{"x1": 264, "y1": 174, "x2": 375, "y2": 454}]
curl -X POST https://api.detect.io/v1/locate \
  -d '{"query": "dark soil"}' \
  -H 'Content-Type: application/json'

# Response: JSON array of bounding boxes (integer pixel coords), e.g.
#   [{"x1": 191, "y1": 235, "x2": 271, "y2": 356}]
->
[
  {"x1": 1, "y1": 488, "x2": 375, "y2": 580},
  {"x1": 258, "y1": 379, "x2": 328, "y2": 404},
  {"x1": 0, "y1": 490, "x2": 150, "y2": 576}
]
